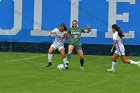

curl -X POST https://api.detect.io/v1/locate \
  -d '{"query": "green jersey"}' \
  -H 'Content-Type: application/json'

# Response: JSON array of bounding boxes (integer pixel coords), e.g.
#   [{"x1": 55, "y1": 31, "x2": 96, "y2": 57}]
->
[{"x1": 68, "y1": 27, "x2": 84, "y2": 45}]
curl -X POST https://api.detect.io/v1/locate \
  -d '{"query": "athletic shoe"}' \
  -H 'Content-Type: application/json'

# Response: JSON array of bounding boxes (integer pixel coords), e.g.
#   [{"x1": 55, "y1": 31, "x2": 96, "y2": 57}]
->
[
  {"x1": 137, "y1": 61, "x2": 140, "y2": 68},
  {"x1": 65, "y1": 63, "x2": 69, "y2": 69},
  {"x1": 107, "y1": 68, "x2": 115, "y2": 72},
  {"x1": 80, "y1": 66, "x2": 84, "y2": 70},
  {"x1": 46, "y1": 62, "x2": 52, "y2": 67}
]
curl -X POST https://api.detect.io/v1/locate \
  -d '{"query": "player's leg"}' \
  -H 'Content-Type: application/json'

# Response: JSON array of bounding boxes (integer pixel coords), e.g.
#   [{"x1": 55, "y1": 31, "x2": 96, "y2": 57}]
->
[
  {"x1": 120, "y1": 55, "x2": 140, "y2": 68},
  {"x1": 59, "y1": 46, "x2": 68, "y2": 68},
  {"x1": 119, "y1": 49, "x2": 140, "y2": 67},
  {"x1": 120, "y1": 55, "x2": 131, "y2": 64},
  {"x1": 107, "y1": 52, "x2": 119, "y2": 72},
  {"x1": 67, "y1": 44, "x2": 74, "y2": 63},
  {"x1": 47, "y1": 45, "x2": 56, "y2": 67},
  {"x1": 76, "y1": 49, "x2": 84, "y2": 70},
  {"x1": 75, "y1": 45, "x2": 84, "y2": 70}
]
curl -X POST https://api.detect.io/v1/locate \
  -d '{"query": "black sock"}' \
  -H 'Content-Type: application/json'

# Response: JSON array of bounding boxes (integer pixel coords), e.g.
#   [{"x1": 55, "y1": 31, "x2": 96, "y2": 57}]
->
[{"x1": 80, "y1": 59, "x2": 84, "y2": 67}]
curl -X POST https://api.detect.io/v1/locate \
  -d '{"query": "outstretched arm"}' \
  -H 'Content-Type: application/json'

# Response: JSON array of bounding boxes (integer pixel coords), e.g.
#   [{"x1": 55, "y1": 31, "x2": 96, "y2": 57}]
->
[
  {"x1": 48, "y1": 28, "x2": 57, "y2": 36},
  {"x1": 48, "y1": 32, "x2": 53, "y2": 36},
  {"x1": 84, "y1": 24, "x2": 91, "y2": 33}
]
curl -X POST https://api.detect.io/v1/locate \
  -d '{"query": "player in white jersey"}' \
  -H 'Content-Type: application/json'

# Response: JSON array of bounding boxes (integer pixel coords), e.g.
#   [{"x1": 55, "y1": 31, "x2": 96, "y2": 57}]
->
[
  {"x1": 107, "y1": 24, "x2": 140, "y2": 72},
  {"x1": 47, "y1": 23, "x2": 67, "y2": 67}
]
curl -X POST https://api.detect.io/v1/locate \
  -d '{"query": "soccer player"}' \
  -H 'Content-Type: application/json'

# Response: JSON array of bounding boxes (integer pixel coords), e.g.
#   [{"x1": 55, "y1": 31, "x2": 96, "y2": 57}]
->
[
  {"x1": 47, "y1": 23, "x2": 67, "y2": 67},
  {"x1": 107, "y1": 24, "x2": 140, "y2": 72},
  {"x1": 66, "y1": 20, "x2": 91, "y2": 70}
]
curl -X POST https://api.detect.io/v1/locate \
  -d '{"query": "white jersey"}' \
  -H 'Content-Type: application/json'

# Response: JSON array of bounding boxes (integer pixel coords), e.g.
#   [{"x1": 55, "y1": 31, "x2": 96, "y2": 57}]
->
[
  {"x1": 113, "y1": 31, "x2": 125, "y2": 56},
  {"x1": 51, "y1": 28, "x2": 66, "y2": 44},
  {"x1": 50, "y1": 28, "x2": 67, "y2": 51}
]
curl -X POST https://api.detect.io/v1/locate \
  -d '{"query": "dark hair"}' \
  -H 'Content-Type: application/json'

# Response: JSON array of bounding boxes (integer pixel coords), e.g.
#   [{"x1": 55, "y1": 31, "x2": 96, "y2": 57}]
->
[
  {"x1": 112, "y1": 24, "x2": 125, "y2": 39},
  {"x1": 72, "y1": 20, "x2": 78, "y2": 24},
  {"x1": 60, "y1": 23, "x2": 67, "y2": 31}
]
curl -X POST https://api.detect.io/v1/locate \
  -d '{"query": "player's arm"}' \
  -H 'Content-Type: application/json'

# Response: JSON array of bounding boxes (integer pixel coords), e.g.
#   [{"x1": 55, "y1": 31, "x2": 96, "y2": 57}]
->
[
  {"x1": 62, "y1": 33, "x2": 68, "y2": 42},
  {"x1": 66, "y1": 29, "x2": 70, "y2": 38},
  {"x1": 111, "y1": 32, "x2": 117, "y2": 53},
  {"x1": 122, "y1": 37, "x2": 124, "y2": 45},
  {"x1": 48, "y1": 32, "x2": 53, "y2": 36},
  {"x1": 65, "y1": 33, "x2": 70, "y2": 39},
  {"x1": 111, "y1": 40, "x2": 117, "y2": 53},
  {"x1": 84, "y1": 24, "x2": 91, "y2": 33},
  {"x1": 48, "y1": 28, "x2": 56, "y2": 36}
]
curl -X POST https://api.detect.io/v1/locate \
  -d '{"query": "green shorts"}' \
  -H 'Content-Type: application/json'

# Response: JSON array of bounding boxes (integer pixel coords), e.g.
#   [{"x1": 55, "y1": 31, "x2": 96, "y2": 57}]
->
[{"x1": 70, "y1": 43, "x2": 82, "y2": 50}]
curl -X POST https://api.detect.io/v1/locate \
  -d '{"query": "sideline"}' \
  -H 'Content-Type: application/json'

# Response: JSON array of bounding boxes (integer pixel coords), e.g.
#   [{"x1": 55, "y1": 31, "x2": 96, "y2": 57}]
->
[{"x1": 8, "y1": 55, "x2": 47, "y2": 62}]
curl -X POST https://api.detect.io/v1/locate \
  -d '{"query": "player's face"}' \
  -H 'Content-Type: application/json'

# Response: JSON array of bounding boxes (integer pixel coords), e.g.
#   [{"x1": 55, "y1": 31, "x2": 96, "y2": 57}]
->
[
  {"x1": 112, "y1": 28, "x2": 116, "y2": 33},
  {"x1": 59, "y1": 26, "x2": 65, "y2": 32},
  {"x1": 72, "y1": 22, "x2": 78, "y2": 28}
]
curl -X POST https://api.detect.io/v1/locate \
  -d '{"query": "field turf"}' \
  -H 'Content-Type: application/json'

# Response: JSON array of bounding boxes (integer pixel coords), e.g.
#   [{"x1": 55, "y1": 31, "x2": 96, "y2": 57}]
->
[{"x1": 0, "y1": 52, "x2": 140, "y2": 93}]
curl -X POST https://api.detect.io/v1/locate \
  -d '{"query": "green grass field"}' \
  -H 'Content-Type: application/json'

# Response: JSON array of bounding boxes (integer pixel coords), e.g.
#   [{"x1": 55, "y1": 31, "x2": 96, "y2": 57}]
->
[{"x1": 0, "y1": 52, "x2": 140, "y2": 93}]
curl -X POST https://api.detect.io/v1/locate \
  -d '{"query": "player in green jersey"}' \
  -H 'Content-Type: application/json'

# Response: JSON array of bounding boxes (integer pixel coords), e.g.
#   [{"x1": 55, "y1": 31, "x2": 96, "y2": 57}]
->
[{"x1": 66, "y1": 20, "x2": 91, "y2": 70}]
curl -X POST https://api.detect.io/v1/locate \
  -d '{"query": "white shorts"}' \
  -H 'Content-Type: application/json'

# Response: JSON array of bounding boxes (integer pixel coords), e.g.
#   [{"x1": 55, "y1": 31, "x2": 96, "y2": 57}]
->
[
  {"x1": 51, "y1": 42, "x2": 64, "y2": 51},
  {"x1": 115, "y1": 49, "x2": 125, "y2": 56}
]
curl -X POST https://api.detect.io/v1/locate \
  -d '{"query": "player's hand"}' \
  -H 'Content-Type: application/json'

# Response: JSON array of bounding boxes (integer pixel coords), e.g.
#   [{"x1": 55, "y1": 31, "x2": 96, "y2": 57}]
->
[
  {"x1": 62, "y1": 38, "x2": 66, "y2": 43},
  {"x1": 110, "y1": 49, "x2": 113, "y2": 53},
  {"x1": 87, "y1": 24, "x2": 91, "y2": 29},
  {"x1": 66, "y1": 33, "x2": 70, "y2": 38},
  {"x1": 48, "y1": 32, "x2": 52, "y2": 36}
]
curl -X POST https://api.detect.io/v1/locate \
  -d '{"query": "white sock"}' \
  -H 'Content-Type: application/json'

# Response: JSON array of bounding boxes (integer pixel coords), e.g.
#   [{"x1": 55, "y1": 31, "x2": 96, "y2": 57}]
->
[
  {"x1": 67, "y1": 61, "x2": 69, "y2": 63},
  {"x1": 112, "y1": 62, "x2": 116, "y2": 70},
  {"x1": 66, "y1": 60, "x2": 69, "y2": 63},
  {"x1": 63, "y1": 58, "x2": 67, "y2": 64},
  {"x1": 48, "y1": 54, "x2": 52, "y2": 62},
  {"x1": 130, "y1": 60, "x2": 138, "y2": 65}
]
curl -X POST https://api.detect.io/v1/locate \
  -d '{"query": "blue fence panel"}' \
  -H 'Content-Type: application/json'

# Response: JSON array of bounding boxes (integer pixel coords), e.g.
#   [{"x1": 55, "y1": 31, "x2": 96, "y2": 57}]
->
[{"x1": 0, "y1": 0, "x2": 139, "y2": 45}]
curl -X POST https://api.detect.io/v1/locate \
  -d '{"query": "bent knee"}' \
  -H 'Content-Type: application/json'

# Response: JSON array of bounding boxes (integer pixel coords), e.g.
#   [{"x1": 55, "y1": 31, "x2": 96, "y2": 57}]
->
[
  {"x1": 79, "y1": 55, "x2": 84, "y2": 59},
  {"x1": 68, "y1": 51, "x2": 72, "y2": 54},
  {"x1": 48, "y1": 52, "x2": 52, "y2": 54}
]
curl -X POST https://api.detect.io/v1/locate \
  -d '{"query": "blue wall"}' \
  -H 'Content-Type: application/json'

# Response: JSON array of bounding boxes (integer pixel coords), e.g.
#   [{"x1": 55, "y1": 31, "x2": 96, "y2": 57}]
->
[{"x1": 0, "y1": 0, "x2": 140, "y2": 45}]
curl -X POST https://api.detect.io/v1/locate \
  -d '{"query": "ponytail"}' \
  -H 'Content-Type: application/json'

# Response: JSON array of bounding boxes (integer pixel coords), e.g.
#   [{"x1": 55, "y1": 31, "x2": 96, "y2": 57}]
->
[{"x1": 112, "y1": 24, "x2": 125, "y2": 39}]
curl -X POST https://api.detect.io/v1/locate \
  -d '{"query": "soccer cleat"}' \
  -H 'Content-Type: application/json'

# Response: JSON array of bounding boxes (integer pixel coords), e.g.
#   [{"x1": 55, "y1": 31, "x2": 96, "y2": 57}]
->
[
  {"x1": 46, "y1": 62, "x2": 52, "y2": 67},
  {"x1": 137, "y1": 61, "x2": 140, "y2": 68},
  {"x1": 80, "y1": 66, "x2": 84, "y2": 71},
  {"x1": 107, "y1": 68, "x2": 115, "y2": 72},
  {"x1": 65, "y1": 63, "x2": 69, "y2": 69}
]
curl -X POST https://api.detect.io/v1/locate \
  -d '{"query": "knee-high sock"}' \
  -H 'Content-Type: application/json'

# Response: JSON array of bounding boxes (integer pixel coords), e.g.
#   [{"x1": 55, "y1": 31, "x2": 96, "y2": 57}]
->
[
  {"x1": 130, "y1": 60, "x2": 138, "y2": 65},
  {"x1": 112, "y1": 62, "x2": 116, "y2": 70},
  {"x1": 48, "y1": 54, "x2": 52, "y2": 62},
  {"x1": 80, "y1": 59, "x2": 84, "y2": 67},
  {"x1": 67, "y1": 53, "x2": 71, "y2": 63},
  {"x1": 63, "y1": 58, "x2": 67, "y2": 64}
]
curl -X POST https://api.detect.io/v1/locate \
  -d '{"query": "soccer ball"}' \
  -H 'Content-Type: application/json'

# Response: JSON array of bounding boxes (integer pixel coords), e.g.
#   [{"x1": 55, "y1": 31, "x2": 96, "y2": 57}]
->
[{"x1": 57, "y1": 64, "x2": 65, "y2": 70}]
